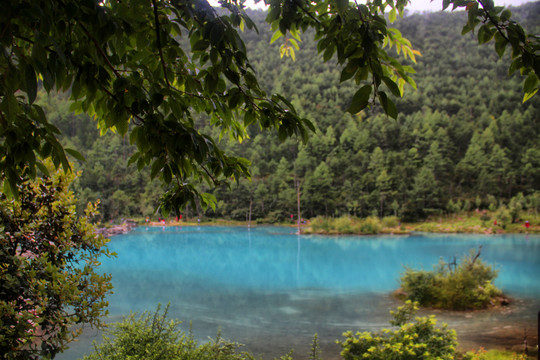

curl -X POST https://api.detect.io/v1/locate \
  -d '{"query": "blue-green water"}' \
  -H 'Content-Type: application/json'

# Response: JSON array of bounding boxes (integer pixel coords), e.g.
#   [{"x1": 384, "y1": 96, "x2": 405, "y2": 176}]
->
[{"x1": 60, "y1": 227, "x2": 540, "y2": 359}]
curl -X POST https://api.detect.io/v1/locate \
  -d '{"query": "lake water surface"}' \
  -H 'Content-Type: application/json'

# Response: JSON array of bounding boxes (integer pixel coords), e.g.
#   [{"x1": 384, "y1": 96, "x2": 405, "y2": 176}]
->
[{"x1": 60, "y1": 226, "x2": 540, "y2": 359}]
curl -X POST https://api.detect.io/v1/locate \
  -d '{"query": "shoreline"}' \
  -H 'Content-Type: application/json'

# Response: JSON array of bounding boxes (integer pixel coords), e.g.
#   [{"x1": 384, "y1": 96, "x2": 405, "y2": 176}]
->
[{"x1": 98, "y1": 219, "x2": 540, "y2": 237}]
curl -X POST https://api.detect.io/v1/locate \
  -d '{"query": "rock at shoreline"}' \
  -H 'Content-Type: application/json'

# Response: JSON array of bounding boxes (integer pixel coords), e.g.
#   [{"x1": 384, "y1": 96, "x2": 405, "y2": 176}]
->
[{"x1": 96, "y1": 220, "x2": 136, "y2": 237}]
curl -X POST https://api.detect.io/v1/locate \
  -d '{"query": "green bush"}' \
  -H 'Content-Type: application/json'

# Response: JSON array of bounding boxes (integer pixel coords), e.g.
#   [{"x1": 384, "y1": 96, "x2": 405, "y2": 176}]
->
[
  {"x1": 333, "y1": 216, "x2": 354, "y2": 234},
  {"x1": 310, "y1": 216, "x2": 331, "y2": 233},
  {"x1": 266, "y1": 210, "x2": 287, "y2": 224},
  {"x1": 400, "y1": 249, "x2": 502, "y2": 310},
  {"x1": 0, "y1": 167, "x2": 113, "y2": 359},
  {"x1": 338, "y1": 301, "x2": 458, "y2": 360},
  {"x1": 356, "y1": 216, "x2": 382, "y2": 234},
  {"x1": 83, "y1": 305, "x2": 325, "y2": 360},
  {"x1": 83, "y1": 305, "x2": 256, "y2": 360},
  {"x1": 382, "y1": 216, "x2": 399, "y2": 228},
  {"x1": 309, "y1": 216, "x2": 382, "y2": 234}
]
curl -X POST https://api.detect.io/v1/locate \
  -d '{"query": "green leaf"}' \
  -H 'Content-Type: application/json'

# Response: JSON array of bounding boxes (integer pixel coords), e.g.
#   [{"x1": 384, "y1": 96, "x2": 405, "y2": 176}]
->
[
  {"x1": 65, "y1": 148, "x2": 85, "y2": 162},
  {"x1": 508, "y1": 57, "x2": 524, "y2": 75},
  {"x1": 494, "y1": 32, "x2": 508, "y2": 58},
  {"x1": 523, "y1": 88, "x2": 538, "y2": 103},
  {"x1": 340, "y1": 61, "x2": 359, "y2": 82},
  {"x1": 347, "y1": 85, "x2": 372, "y2": 114},
  {"x1": 35, "y1": 161, "x2": 50, "y2": 177},
  {"x1": 192, "y1": 40, "x2": 209, "y2": 51},
  {"x1": 461, "y1": 23, "x2": 472, "y2": 35},
  {"x1": 523, "y1": 73, "x2": 539, "y2": 102},
  {"x1": 323, "y1": 44, "x2": 335, "y2": 62},
  {"x1": 270, "y1": 30, "x2": 283, "y2": 44},
  {"x1": 382, "y1": 77, "x2": 401, "y2": 97},
  {"x1": 200, "y1": 192, "x2": 217, "y2": 212},
  {"x1": 389, "y1": 8, "x2": 397, "y2": 23},
  {"x1": 288, "y1": 38, "x2": 299, "y2": 50},
  {"x1": 478, "y1": 25, "x2": 495, "y2": 44},
  {"x1": 24, "y1": 64, "x2": 38, "y2": 105},
  {"x1": 163, "y1": 164, "x2": 172, "y2": 184},
  {"x1": 379, "y1": 91, "x2": 398, "y2": 119},
  {"x1": 289, "y1": 47, "x2": 296, "y2": 62},
  {"x1": 266, "y1": 6, "x2": 281, "y2": 22},
  {"x1": 151, "y1": 158, "x2": 166, "y2": 179},
  {"x1": 500, "y1": 9, "x2": 512, "y2": 21}
]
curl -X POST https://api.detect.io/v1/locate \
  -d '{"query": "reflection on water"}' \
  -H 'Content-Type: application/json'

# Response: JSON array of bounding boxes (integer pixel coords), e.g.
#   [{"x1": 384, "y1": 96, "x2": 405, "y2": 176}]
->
[{"x1": 59, "y1": 227, "x2": 540, "y2": 359}]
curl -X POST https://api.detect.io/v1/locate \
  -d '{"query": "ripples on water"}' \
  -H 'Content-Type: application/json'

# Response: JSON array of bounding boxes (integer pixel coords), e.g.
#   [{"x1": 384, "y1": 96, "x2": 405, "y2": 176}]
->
[{"x1": 59, "y1": 227, "x2": 540, "y2": 359}]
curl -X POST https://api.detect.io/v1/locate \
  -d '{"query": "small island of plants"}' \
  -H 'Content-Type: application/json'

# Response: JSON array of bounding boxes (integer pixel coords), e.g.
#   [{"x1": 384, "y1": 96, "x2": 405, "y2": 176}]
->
[{"x1": 397, "y1": 247, "x2": 504, "y2": 310}]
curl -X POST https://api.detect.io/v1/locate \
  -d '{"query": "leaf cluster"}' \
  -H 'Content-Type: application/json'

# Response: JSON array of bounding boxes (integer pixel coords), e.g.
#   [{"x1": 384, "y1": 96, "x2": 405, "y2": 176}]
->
[
  {"x1": 0, "y1": 0, "x2": 313, "y2": 213},
  {"x1": 265, "y1": 0, "x2": 418, "y2": 119}
]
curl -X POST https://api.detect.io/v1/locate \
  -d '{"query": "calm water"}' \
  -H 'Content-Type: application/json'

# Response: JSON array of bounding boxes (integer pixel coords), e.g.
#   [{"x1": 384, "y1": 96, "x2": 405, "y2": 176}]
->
[{"x1": 60, "y1": 227, "x2": 540, "y2": 359}]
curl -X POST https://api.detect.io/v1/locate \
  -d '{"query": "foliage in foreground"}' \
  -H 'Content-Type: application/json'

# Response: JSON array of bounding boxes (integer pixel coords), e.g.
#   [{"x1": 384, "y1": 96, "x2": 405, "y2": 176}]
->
[
  {"x1": 338, "y1": 301, "x2": 458, "y2": 360},
  {"x1": 85, "y1": 302, "x2": 458, "y2": 360},
  {"x1": 83, "y1": 305, "x2": 261, "y2": 360},
  {"x1": 83, "y1": 302, "x2": 533, "y2": 360},
  {"x1": 0, "y1": 167, "x2": 114, "y2": 359},
  {"x1": 400, "y1": 249, "x2": 501, "y2": 310}
]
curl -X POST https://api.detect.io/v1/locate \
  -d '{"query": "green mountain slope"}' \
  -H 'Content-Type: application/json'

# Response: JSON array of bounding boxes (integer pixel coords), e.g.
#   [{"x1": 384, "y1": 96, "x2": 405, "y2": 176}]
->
[{"x1": 44, "y1": 3, "x2": 540, "y2": 222}]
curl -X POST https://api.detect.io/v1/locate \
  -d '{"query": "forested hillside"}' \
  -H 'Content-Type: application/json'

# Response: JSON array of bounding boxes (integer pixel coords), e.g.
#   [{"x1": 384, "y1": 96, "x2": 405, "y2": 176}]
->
[{"x1": 43, "y1": 2, "x2": 540, "y2": 222}]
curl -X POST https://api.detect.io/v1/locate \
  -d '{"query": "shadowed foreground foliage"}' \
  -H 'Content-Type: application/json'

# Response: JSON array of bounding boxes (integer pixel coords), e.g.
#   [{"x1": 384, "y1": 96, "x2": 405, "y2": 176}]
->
[{"x1": 84, "y1": 302, "x2": 464, "y2": 360}]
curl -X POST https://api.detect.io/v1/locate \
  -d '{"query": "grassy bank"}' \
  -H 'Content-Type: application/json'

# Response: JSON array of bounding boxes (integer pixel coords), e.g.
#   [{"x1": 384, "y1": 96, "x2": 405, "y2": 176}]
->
[
  {"x1": 104, "y1": 209, "x2": 540, "y2": 236},
  {"x1": 302, "y1": 210, "x2": 540, "y2": 235}
]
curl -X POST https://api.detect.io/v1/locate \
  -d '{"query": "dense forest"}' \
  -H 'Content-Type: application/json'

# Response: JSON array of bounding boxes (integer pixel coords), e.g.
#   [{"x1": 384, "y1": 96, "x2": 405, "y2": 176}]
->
[{"x1": 41, "y1": 2, "x2": 540, "y2": 222}]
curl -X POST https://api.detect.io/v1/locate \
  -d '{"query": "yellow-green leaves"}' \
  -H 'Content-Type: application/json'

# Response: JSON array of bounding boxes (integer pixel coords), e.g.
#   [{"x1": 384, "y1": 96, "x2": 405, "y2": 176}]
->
[
  {"x1": 523, "y1": 73, "x2": 539, "y2": 103},
  {"x1": 478, "y1": 24, "x2": 495, "y2": 44}
]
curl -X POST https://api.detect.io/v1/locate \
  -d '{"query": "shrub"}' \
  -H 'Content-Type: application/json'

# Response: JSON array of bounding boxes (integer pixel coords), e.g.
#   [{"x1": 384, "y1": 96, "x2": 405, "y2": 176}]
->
[
  {"x1": 84, "y1": 305, "x2": 324, "y2": 360},
  {"x1": 382, "y1": 216, "x2": 399, "y2": 228},
  {"x1": 310, "y1": 216, "x2": 331, "y2": 233},
  {"x1": 83, "y1": 305, "x2": 256, "y2": 360},
  {"x1": 309, "y1": 216, "x2": 382, "y2": 234},
  {"x1": 400, "y1": 269, "x2": 437, "y2": 305},
  {"x1": 356, "y1": 216, "x2": 382, "y2": 234},
  {"x1": 333, "y1": 216, "x2": 354, "y2": 234},
  {"x1": 338, "y1": 301, "x2": 458, "y2": 360},
  {"x1": 400, "y1": 249, "x2": 502, "y2": 310},
  {"x1": 0, "y1": 167, "x2": 113, "y2": 359},
  {"x1": 266, "y1": 210, "x2": 287, "y2": 224}
]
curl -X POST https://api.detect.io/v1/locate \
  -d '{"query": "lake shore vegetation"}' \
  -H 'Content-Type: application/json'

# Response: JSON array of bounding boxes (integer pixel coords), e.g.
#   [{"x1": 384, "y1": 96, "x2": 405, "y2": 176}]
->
[
  {"x1": 83, "y1": 302, "x2": 532, "y2": 360},
  {"x1": 299, "y1": 208, "x2": 540, "y2": 235}
]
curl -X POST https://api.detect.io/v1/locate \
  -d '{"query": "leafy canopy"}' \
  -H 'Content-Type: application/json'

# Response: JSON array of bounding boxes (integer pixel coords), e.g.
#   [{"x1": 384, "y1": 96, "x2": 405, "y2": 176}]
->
[{"x1": 1, "y1": 0, "x2": 538, "y2": 212}]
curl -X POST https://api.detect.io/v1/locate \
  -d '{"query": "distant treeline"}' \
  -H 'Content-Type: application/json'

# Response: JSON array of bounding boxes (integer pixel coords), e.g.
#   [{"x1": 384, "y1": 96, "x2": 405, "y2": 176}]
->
[{"x1": 42, "y1": 3, "x2": 540, "y2": 222}]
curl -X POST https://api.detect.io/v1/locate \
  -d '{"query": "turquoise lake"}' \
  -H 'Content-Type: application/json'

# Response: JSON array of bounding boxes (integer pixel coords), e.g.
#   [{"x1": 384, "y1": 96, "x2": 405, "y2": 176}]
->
[{"x1": 60, "y1": 226, "x2": 540, "y2": 359}]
